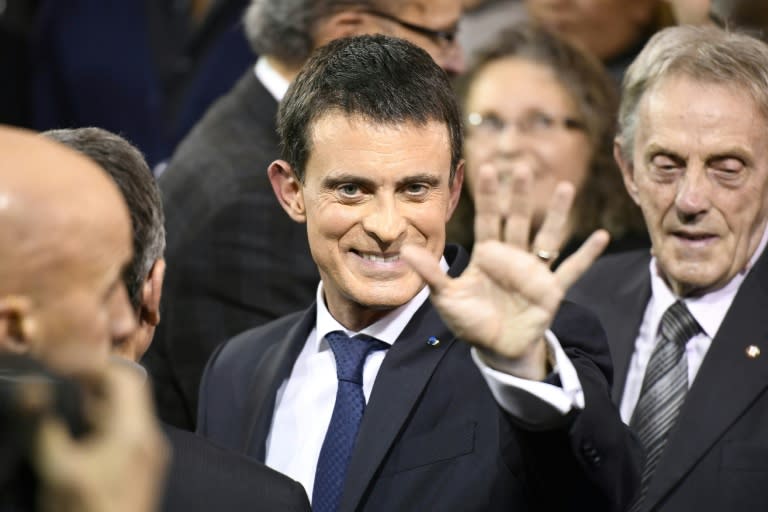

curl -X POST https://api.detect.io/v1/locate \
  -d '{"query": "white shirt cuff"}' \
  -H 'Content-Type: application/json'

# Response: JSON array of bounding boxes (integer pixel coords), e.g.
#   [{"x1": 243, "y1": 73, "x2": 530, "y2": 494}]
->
[{"x1": 471, "y1": 330, "x2": 585, "y2": 427}]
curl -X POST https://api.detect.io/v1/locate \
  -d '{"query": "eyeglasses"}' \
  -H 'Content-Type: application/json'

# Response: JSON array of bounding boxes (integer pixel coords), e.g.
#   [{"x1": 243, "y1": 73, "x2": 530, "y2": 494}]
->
[
  {"x1": 363, "y1": 9, "x2": 459, "y2": 47},
  {"x1": 466, "y1": 110, "x2": 586, "y2": 137}
]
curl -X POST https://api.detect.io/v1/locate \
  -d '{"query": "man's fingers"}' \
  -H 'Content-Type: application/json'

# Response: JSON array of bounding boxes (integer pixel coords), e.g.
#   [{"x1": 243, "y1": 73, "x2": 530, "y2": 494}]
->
[
  {"x1": 501, "y1": 164, "x2": 534, "y2": 249},
  {"x1": 555, "y1": 229, "x2": 610, "y2": 290},
  {"x1": 530, "y1": 181, "x2": 575, "y2": 265},
  {"x1": 474, "y1": 241, "x2": 564, "y2": 314},
  {"x1": 473, "y1": 164, "x2": 501, "y2": 243},
  {"x1": 401, "y1": 245, "x2": 451, "y2": 295}
]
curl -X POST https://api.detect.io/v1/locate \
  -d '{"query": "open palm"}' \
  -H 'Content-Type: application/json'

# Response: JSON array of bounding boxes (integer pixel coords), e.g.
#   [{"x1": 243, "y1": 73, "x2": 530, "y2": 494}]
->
[{"x1": 402, "y1": 164, "x2": 608, "y2": 377}]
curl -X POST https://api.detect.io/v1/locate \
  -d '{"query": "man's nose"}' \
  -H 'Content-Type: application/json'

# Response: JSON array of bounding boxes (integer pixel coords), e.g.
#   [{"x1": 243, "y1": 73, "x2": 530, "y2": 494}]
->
[
  {"x1": 361, "y1": 198, "x2": 408, "y2": 246},
  {"x1": 675, "y1": 168, "x2": 711, "y2": 220}
]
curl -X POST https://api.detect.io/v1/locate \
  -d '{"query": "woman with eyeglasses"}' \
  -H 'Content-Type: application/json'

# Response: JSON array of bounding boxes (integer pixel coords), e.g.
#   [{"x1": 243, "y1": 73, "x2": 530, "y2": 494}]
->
[{"x1": 447, "y1": 22, "x2": 648, "y2": 263}]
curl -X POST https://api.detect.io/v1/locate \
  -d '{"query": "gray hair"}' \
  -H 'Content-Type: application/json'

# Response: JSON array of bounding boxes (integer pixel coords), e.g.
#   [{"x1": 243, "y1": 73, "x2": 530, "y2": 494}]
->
[
  {"x1": 43, "y1": 128, "x2": 166, "y2": 311},
  {"x1": 243, "y1": 0, "x2": 381, "y2": 67},
  {"x1": 617, "y1": 25, "x2": 768, "y2": 162}
]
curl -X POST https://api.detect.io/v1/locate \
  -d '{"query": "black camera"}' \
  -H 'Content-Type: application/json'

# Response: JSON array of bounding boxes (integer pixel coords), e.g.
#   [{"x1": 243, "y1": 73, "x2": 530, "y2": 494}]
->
[{"x1": 0, "y1": 355, "x2": 88, "y2": 512}]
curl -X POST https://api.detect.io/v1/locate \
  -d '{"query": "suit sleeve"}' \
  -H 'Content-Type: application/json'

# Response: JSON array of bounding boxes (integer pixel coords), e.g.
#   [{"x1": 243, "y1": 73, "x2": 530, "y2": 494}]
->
[{"x1": 505, "y1": 301, "x2": 642, "y2": 511}]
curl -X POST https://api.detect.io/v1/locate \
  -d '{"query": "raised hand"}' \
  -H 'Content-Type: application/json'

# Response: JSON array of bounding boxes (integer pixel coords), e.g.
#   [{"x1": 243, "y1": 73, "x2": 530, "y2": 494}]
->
[
  {"x1": 401, "y1": 163, "x2": 608, "y2": 380},
  {"x1": 34, "y1": 365, "x2": 169, "y2": 512}
]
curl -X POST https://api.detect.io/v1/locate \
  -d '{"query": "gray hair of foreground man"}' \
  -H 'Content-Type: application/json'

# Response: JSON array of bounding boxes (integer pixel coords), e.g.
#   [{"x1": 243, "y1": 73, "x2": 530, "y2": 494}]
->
[
  {"x1": 277, "y1": 34, "x2": 463, "y2": 182},
  {"x1": 617, "y1": 25, "x2": 768, "y2": 162},
  {"x1": 43, "y1": 128, "x2": 165, "y2": 311},
  {"x1": 244, "y1": 0, "x2": 386, "y2": 67}
]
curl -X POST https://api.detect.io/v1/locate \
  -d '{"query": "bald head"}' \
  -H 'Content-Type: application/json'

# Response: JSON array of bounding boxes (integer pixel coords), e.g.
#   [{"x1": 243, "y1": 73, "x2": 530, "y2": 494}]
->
[{"x1": 0, "y1": 126, "x2": 135, "y2": 374}]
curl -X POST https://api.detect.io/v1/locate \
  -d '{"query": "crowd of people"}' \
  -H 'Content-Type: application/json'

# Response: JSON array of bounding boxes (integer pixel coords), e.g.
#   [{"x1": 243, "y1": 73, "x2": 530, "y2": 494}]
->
[{"x1": 2, "y1": 1, "x2": 768, "y2": 511}]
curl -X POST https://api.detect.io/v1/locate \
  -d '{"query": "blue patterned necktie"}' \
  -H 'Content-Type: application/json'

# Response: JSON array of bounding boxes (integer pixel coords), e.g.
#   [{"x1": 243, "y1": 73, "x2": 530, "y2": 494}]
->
[
  {"x1": 629, "y1": 300, "x2": 701, "y2": 511},
  {"x1": 312, "y1": 331, "x2": 388, "y2": 512}
]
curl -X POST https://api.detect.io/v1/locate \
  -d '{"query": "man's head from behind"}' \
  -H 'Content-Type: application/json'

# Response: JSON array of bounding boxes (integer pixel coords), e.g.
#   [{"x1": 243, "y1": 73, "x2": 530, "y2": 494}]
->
[
  {"x1": 0, "y1": 126, "x2": 135, "y2": 373},
  {"x1": 269, "y1": 35, "x2": 464, "y2": 329},
  {"x1": 244, "y1": 0, "x2": 465, "y2": 75},
  {"x1": 614, "y1": 26, "x2": 768, "y2": 297},
  {"x1": 43, "y1": 128, "x2": 166, "y2": 363}
]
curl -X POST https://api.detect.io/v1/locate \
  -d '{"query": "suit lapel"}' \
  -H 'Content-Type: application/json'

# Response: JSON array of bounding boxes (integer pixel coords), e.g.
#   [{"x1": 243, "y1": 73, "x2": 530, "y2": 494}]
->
[
  {"x1": 644, "y1": 254, "x2": 768, "y2": 509},
  {"x1": 603, "y1": 257, "x2": 652, "y2": 403},
  {"x1": 242, "y1": 306, "x2": 316, "y2": 460},
  {"x1": 338, "y1": 246, "x2": 468, "y2": 512}
]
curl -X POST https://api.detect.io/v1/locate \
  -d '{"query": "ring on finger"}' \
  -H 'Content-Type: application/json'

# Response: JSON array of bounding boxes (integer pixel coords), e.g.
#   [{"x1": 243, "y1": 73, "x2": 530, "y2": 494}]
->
[{"x1": 535, "y1": 249, "x2": 559, "y2": 264}]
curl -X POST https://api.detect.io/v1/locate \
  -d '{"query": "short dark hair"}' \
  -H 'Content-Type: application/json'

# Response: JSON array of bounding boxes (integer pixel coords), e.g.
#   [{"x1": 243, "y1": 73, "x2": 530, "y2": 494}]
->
[
  {"x1": 43, "y1": 128, "x2": 165, "y2": 310},
  {"x1": 277, "y1": 34, "x2": 463, "y2": 182}
]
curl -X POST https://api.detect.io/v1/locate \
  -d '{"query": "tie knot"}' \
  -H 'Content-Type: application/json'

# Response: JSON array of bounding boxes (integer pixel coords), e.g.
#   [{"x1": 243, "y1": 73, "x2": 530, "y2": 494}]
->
[
  {"x1": 660, "y1": 300, "x2": 701, "y2": 348},
  {"x1": 325, "y1": 331, "x2": 388, "y2": 384}
]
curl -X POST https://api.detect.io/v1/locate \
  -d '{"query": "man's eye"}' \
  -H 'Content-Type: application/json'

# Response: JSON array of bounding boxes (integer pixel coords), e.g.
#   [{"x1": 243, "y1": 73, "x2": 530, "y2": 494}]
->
[
  {"x1": 338, "y1": 184, "x2": 361, "y2": 197},
  {"x1": 404, "y1": 183, "x2": 429, "y2": 196},
  {"x1": 651, "y1": 155, "x2": 681, "y2": 171},
  {"x1": 711, "y1": 158, "x2": 744, "y2": 175}
]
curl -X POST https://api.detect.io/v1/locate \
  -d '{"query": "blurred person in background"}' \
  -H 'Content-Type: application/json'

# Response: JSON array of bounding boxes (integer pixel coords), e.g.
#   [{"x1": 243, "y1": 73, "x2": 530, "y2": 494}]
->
[
  {"x1": 524, "y1": 0, "x2": 674, "y2": 82},
  {"x1": 43, "y1": 126, "x2": 311, "y2": 512},
  {"x1": 30, "y1": 0, "x2": 254, "y2": 167},
  {"x1": 148, "y1": 0, "x2": 466, "y2": 430},
  {"x1": 448, "y1": 23, "x2": 647, "y2": 261},
  {"x1": 459, "y1": 0, "x2": 526, "y2": 64}
]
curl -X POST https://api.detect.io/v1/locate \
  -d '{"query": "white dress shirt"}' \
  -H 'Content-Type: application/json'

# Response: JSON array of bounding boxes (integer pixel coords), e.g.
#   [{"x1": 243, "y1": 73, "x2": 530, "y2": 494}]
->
[
  {"x1": 265, "y1": 258, "x2": 585, "y2": 498},
  {"x1": 254, "y1": 56, "x2": 289, "y2": 102},
  {"x1": 620, "y1": 227, "x2": 768, "y2": 424}
]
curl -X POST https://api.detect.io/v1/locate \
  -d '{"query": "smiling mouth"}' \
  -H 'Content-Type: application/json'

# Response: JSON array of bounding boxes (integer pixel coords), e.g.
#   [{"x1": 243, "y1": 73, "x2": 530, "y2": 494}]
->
[{"x1": 351, "y1": 250, "x2": 401, "y2": 263}]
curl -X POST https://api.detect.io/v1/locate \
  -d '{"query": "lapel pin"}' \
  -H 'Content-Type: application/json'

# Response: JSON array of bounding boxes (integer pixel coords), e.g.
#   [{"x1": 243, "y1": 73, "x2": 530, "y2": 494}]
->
[
  {"x1": 427, "y1": 336, "x2": 441, "y2": 347},
  {"x1": 746, "y1": 345, "x2": 761, "y2": 359}
]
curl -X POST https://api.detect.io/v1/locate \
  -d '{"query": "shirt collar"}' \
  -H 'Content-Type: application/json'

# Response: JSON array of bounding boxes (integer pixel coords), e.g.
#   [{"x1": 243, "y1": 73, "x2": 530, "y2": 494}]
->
[
  {"x1": 649, "y1": 223, "x2": 768, "y2": 338},
  {"x1": 254, "y1": 56, "x2": 290, "y2": 102},
  {"x1": 314, "y1": 257, "x2": 449, "y2": 351}
]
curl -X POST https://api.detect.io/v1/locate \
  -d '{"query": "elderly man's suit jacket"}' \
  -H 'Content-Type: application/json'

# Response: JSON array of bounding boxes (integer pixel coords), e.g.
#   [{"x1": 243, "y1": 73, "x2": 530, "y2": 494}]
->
[
  {"x1": 198, "y1": 246, "x2": 641, "y2": 512},
  {"x1": 143, "y1": 70, "x2": 319, "y2": 429},
  {"x1": 568, "y1": 248, "x2": 768, "y2": 512}
]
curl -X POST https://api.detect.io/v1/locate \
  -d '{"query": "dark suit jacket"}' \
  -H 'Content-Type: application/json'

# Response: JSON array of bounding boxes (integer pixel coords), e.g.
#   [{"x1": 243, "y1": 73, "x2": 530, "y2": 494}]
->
[
  {"x1": 144, "y1": 70, "x2": 320, "y2": 429},
  {"x1": 568, "y1": 248, "x2": 768, "y2": 512},
  {"x1": 31, "y1": 0, "x2": 253, "y2": 166},
  {"x1": 161, "y1": 424, "x2": 310, "y2": 512},
  {"x1": 198, "y1": 246, "x2": 640, "y2": 511}
]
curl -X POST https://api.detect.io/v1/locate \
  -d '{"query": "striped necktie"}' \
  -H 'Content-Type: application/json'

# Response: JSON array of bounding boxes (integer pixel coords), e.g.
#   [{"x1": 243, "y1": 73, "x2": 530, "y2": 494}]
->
[{"x1": 629, "y1": 300, "x2": 701, "y2": 511}]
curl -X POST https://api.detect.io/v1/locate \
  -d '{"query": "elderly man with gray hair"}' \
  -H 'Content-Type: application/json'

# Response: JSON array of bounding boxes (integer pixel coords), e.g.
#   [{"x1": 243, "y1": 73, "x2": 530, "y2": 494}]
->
[
  {"x1": 149, "y1": 0, "x2": 467, "y2": 430},
  {"x1": 569, "y1": 25, "x2": 768, "y2": 512}
]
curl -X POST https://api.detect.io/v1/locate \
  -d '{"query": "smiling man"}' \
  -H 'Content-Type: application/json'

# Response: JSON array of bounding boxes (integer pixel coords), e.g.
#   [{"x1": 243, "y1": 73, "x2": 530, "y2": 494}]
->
[
  {"x1": 149, "y1": 0, "x2": 467, "y2": 430},
  {"x1": 568, "y1": 25, "x2": 768, "y2": 512},
  {"x1": 197, "y1": 34, "x2": 640, "y2": 511}
]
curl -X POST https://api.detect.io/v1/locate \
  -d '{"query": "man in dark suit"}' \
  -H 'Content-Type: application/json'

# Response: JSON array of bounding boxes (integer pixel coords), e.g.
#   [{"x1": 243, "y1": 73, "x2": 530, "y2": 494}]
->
[
  {"x1": 146, "y1": 0, "x2": 468, "y2": 430},
  {"x1": 43, "y1": 127, "x2": 310, "y2": 512},
  {"x1": 568, "y1": 26, "x2": 768, "y2": 512},
  {"x1": 198, "y1": 34, "x2": 640, "y2": 511}
]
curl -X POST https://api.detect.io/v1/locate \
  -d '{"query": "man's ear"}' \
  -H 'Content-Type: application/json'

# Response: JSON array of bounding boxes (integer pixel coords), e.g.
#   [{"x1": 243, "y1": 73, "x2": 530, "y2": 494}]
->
[
  {"x1": 312, "y1": 10, "x2": 370, "y2": 49},
  {"x1": 446, "y1": 160, "x2": 465, "y2": 221},
  {"x1": 139, "y1": 259, "x2": 165, "y2": 328},
  {"x1": 614, "y1": 139, "x2": 641, "y2": 206},
  {"x1": 0, "y1": 295, "x2": 33, "y2": 355},
  {"x1": 268, "y1": 159, "x2": 307, "y2": 223}
]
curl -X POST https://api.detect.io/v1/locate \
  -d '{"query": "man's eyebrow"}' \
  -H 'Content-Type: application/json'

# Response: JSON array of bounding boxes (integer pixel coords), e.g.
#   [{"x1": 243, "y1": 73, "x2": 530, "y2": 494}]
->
[
  {"x1": 320, "y1": 172, "x2": 443, "y2": 189},
  {"x1": 321, "y1": 173, "x2": 377, "y2": 190},
  {"x1": 395, "y1": 173, "x2": 441, "y2": 187}
]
